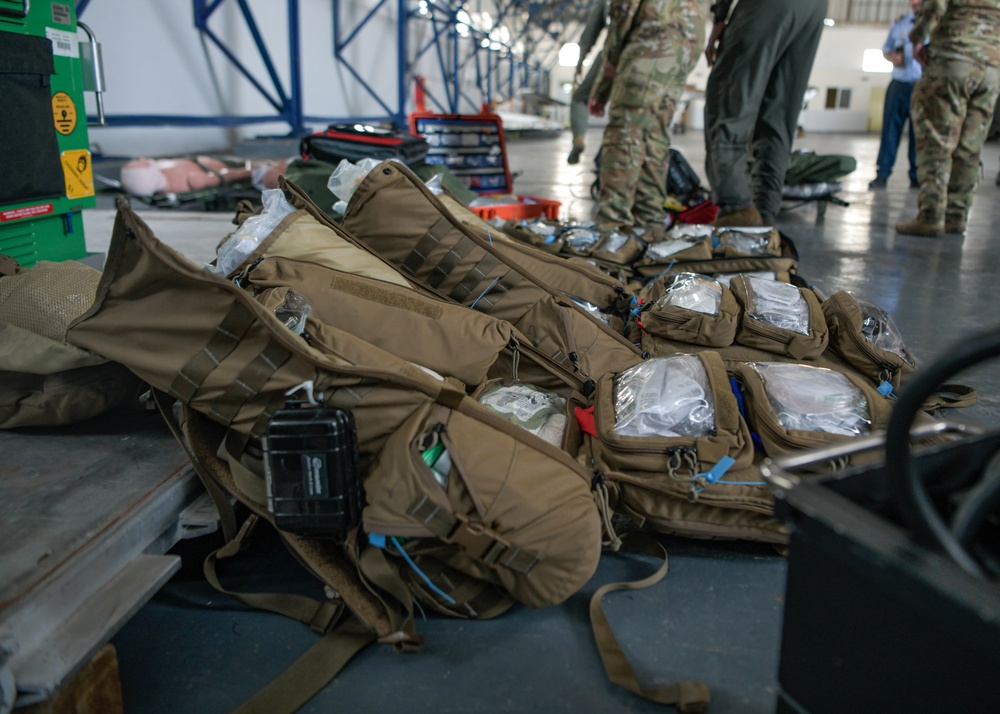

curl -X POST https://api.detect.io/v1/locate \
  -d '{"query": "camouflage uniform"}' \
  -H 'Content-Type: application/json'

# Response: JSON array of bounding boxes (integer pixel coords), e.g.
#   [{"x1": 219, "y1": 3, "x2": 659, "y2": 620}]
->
[
  {"x1": 591, "y1": 0, "x2": 704, "y2": 232},
  {"x1": 909, "y1": 0, "x2": 1000, "y2": 228},
  {"x1": 703, "y1": 0, "x2": 828, "y2": 225}
]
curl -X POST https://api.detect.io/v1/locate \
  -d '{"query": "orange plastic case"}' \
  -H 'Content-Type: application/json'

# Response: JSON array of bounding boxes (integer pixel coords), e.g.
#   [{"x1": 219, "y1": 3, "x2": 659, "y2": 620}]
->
[
  {"x1": 468, "y1": 195, "x2": 562, "y2": 221},
  {"x1": 409, "y1": 110, "x2": 513, "y2": 193}
]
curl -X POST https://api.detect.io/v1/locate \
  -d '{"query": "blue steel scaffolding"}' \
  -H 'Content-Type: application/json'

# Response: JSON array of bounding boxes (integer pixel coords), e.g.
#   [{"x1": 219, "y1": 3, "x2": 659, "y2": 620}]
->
[{"x1": 75, "y1": 0, "x2": 596, "y2": 135}]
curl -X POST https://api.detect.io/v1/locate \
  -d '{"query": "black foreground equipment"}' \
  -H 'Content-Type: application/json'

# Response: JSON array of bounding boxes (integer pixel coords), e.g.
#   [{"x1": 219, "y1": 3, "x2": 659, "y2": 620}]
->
[{"x1": 762, "y1": 327, "x2": 1000, "y2": 714}]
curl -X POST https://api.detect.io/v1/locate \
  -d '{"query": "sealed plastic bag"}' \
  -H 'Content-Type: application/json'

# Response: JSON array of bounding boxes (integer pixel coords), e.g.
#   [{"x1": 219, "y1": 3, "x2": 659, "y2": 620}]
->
[
  {"x1": 748, "y1": 362, "x2": 871, "y2": 436},
  {"x1": 855, "y1": 294, "x2": 915, "y2": 366},
  {"x1": 715, "y1": 227, "x2": 781, "y2": 257},
  {"x1": 328, "y1": 157, "x2": 383, "y2": 213},
  {"x1": 477, "y1": 382, "x2": 568, "y2": 446},
  {"x1": 744, "y1": 275, "x2": 810, "y2": 334},
  {"x1": 658, "y1": 273, "x2": 722, "y2": 316},
  {"x1": 211, "y1": 188, "x2": 297, "y2": 276},
  {"x1": 613, "y1": 355, "x2": 715, "y2": 438}
]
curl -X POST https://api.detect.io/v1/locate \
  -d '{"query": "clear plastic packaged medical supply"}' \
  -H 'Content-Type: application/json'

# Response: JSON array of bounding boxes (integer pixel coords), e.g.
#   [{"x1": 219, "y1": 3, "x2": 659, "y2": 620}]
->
[
  {"x1": 645, "y1": 236, "x2": 703, "y2": 260},
  {"x1": 658, "y1": 273, "x2": 722, "y2": 315},
  {"x1": 327, "y1": 157, "x2": 383, "y2": 213},
  {"x1": 597, "y1": 231, "x2": 629, "y2": 254},
  {"x1": 211, "y1": 188, "x2": 297, "y2": 276},
  {"x1": 747, "y1": 275, "x2": 810, "y2": 334},
  {"x1": 273, "y1": 289, "x2": 311, "y2": 335},
  {"x1": 613, "y1": 355, "x2": 715, "y2": 438},
  {"x1": 716, "y1": 227, "x2": 776, "y2": 256},
  {"x1": 715, "y1": 271, "x2": 776, "y2": 287},
  {"x1": 750, "y1": 362, "x2": 871, "y2": 436},
  {"x1": 477, "y1": 382, "x2": 567, "y2": 446},
  {"x1": 567, "y1": 295, "x2": 614, "y2": 326},
  {"x1": 562, "y1": 227, "x2": 602, "y2": 251},
  {"x1": 853, "y1": 293, "x2": 916, "y2": 366},
  {"x1": 667, "y1": 223, "x2": 714, "y2": 240}
]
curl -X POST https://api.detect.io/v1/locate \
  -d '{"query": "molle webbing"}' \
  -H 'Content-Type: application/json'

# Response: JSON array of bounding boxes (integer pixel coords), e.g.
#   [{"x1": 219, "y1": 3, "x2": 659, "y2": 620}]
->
[
  {"x1": 399, "y1": 216, "x2": 524, "y2": 313},
  {"x1": 401, "y1": 217, "x2": 452, "y2": 277},
  {"x1": 407, "y1": 495, "x2": 539, "y2": 574},
  {"x1": 209, "y1": 341, "x2": 291, "y2": 425},
  {"x1": 170, "y1": 303, "x2": 256, "y2": 402},
  {"x1": 471, "y1": 271, "x2": 523, "y2": 314}
]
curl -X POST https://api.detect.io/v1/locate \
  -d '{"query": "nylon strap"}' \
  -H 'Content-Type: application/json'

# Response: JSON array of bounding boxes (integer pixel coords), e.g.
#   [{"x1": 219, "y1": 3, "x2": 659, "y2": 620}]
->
[
  {"x1": 205, "y1": 544, "x2": 343, "y2": 632},
  {"x1": 919, "y1": 383, "x2": 977, "y2": 412},
  {"x1": 232, "y1": 616, "x2": 376, "y2": 714},
  {"x1": 589, "y1": 532, "x2": 711, "y2": 713},
  {"x1": 357, "y1": 545, "x2": 420, "y2": 645},
  {"x1": 470, "y1": 270, "x2": 522, "y2": 313},
  {"x1": 151, "y1": 390, "x2": 239, "y2": 543},
  {"x1": 325, "y1": 383, "x2": 374, "y2": 412},
  {"x1": 414, "y1": 558, "x2": 514, "y2": 619},
  {"x1": 225, "y1": 390, "x2": 287, "y2": 460},
  {"x1": 401, "y1": 217, "x2": 452, "y2": 276},
  {"x1": 210, "y1": 341, "x2": 291, "y2": 426},
  {"x1": 407, "y1": 495, "x2": 539, "y2": 574},
  {"x1": 427, "y1": 236, "x2": 478, "y2": 289},
  {"x1": 451, "y1": 254, "x2": 501, "y2": 303},
  {"x1": 170, "y1": 303, "x2": 255, "y2": 402}
]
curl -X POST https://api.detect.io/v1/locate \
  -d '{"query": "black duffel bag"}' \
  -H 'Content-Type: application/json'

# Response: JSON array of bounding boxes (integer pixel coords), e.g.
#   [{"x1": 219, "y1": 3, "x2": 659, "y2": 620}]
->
[{"x1": 300, "y1": 123, "x2": 429, "y2": 166}]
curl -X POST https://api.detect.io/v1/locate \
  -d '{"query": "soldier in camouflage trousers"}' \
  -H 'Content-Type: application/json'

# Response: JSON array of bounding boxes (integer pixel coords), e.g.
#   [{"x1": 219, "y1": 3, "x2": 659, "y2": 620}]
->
[
  {"x1": 896, "y1": 0, "x2": 1000, "y2": 237},
  {"x1": 588, "y1": 0, "x2": 704, "y2": 237}
]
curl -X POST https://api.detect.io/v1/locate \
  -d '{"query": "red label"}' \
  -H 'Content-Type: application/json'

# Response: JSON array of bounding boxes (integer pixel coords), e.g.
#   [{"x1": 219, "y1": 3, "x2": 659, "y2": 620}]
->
[{"x1": 0, "y1": 204, "x2": 54, "y2": 222}]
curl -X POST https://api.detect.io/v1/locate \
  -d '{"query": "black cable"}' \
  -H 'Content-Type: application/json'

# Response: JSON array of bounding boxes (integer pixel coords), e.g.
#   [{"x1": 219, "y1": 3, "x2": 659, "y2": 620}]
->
[
  {"x1": 951, "y1": 449, "x2": 1000, "y2": 549},
  {"x1": 885, "y1": 326, "x2": 1000, "y2": 579}
]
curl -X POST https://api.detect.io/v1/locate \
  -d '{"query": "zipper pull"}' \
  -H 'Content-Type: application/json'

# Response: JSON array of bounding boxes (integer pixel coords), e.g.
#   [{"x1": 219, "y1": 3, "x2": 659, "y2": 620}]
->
[
  {"x1": 233, "y1": 256, "x2": 264, "y2": 288},
  {"x1": 508, "y1": 335, "x2": 521, "y2": 382},
  {"x1": 688, "y1": 456, "x2": 736, "y2": 502}
]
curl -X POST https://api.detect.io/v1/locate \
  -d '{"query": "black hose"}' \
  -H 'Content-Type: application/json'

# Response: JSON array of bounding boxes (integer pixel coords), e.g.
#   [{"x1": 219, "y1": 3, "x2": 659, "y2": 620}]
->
[
  {"x1": 885, "y1": 326, "x2": 1000, "y2": 578},
  {"x1": 951, "y1": 449, "x2": 1000, "y2": 549}
]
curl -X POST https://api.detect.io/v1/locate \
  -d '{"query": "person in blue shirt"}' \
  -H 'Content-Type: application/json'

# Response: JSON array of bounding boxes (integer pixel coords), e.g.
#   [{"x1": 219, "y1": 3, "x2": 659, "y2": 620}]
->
[{"x1": 869, "y1": 0, "x2": 923, "y2": 189}]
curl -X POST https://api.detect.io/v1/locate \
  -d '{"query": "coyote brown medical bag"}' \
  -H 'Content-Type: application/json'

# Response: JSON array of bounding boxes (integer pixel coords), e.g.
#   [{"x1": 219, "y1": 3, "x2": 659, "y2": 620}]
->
[
  {"x1": 340, "y1": 161, "x2": 642, "y2": 379},
  {"x1": 65, "y1": 199, "x2": 604, "y2": 709}
]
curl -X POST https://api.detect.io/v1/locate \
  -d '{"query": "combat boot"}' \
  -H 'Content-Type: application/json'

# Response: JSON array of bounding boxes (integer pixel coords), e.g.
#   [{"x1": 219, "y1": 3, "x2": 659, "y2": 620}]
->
[
  {"x1": 895, "y1": 213, "x2": 944, "y2": 237},
  {"x1": 945, "y1": 217, "x2": 967, "y2": 234},
  {"x1": 714, "y1": 205, "x2": 763, "y2": 228}
]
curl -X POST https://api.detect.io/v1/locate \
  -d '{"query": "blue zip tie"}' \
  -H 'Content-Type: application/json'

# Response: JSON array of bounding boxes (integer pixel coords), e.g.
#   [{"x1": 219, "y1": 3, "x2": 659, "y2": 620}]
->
[
  {"x1": 702, "y1": 456, "x2": 736, "y2": 484},
  {"x1": 390, "y1": 536, "x2": 456, "y2": 605},
  {"x1": 470, "y1": 276, "x2": 500, "y2": 308},
  {"x1": 877, "y1": 380, "x2": 895, "y2": 398},
  {"x1": 716, "y1": 478, "x2": 768, "y2": 486},
  {"x1": 368, "y1": 532, "x2": 387, "y2": 549}
]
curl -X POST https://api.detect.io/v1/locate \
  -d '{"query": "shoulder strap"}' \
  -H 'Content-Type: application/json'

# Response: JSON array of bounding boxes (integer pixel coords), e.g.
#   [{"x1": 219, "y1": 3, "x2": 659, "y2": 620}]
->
[
  {"x1": 590, "y1": 533, "x2": 711, "y2": 713},
  {"x1": 919, "y1": 383, "x2": 977, "y2": 412}
]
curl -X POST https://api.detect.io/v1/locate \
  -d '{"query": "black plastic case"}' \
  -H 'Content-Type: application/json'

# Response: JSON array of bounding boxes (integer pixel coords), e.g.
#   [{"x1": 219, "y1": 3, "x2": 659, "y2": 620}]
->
[{"x1": 263, "y1": 406, "x2": 363, "y2": 541}]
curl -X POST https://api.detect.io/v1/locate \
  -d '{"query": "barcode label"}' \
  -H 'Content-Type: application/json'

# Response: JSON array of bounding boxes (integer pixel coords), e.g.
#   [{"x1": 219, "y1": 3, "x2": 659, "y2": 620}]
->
[{"x1": 45, "y1": 28, "x2": 79, "y2": 58}]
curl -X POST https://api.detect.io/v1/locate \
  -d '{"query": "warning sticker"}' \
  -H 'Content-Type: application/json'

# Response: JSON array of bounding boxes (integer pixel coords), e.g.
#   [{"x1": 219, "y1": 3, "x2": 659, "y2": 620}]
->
[
  {"x1": 52, "y1": 92, "x2": 77, "y2": 135},
  {"x1": 45, "y1": 27, "x2": 79, "y2": 58},
  {"x1": 61, "y1": 150, "x2": 95, "y2": 199},
  {"x1": 0, "y1": 204, "x2": 54, "y2": 223}
]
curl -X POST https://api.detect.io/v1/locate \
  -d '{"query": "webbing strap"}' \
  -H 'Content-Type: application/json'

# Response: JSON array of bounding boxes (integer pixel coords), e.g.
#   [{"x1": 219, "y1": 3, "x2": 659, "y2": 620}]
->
[
  {"x1": 225, "y1": 390, "x2": 287, "y2": 459},
  {"x1": 205, "y1": 542, "x2": 343, "y2": 632},
  {"x1": 151, "y1": 390, "x2": 239, "y2": 542},
  {"x1": 401, "y1": 217, "x2": 452, "y2": 276},
  {"x1": 209, "y1": 341, "x2": 291, "y2": 426},
  {"x1": 589, "y1": 533, "x2": 711, "y2": 713},
  {"x1": 451, "y1": 254, "x2": 502, "y2": 303},
  {"x1": 170, "y1": 303, "x2": 256, "y2": 402},
  {"x1": 471, "y1": 270, "x2": 522, "y2": 314},
  {"x1": 232, "y1": 616, "x2": 376, "y2": 714},
  {"x1": 920, "y1": 383, "x2": 977, "y2": 412},
  {"x1": 414, "y1": 558, "x2": 514, "y2": 619},
  {"x1": 408, "y1": 495, "x2": 539, "y2": 574},
  {"x1": 357, "y1": 545, "x2": 420, "y2": 645},
  {"x1": 325, "y1": 383, "x2": 374, "y2": 412},
  {"x1": 425, "y1": 236, "x2": 478, "y2": 289}
]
